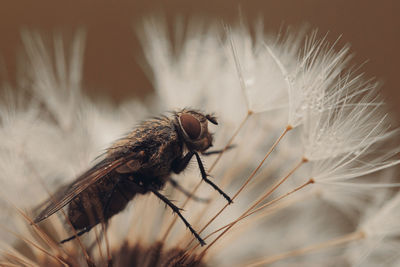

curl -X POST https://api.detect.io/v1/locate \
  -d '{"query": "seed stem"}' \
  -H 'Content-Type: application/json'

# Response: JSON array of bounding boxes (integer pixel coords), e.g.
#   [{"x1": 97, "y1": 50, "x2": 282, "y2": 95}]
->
[
  {"x1": 1, "y1": 251, "x2": 39, "y2": 267},
  {"x1": 186, "y1": 126, "x2": 292, "y2": 249},
  {"x1": 93, "y1": 226, "x2": 105, "y2": 265},
  {"x1": 0, "y1": 225, "x2": 69, "y2": 266},
  {"x1": 200, "y1": 178, "x2": 314, "y2": 244},
  {"x1": 21, "y1": 153, "x2": 94, "y2": 263},
  {"x1": 226, "y1": 24, "x2": 251, "y2": 111},
  {"x1": 244, "y1": 231, "x2": 365, "y2": 267},
  {"x1": 101, "y1": 221, "x2": 112, "y2": 265},
  {"x1": 199, "y1": 156, "x2": 306, "y2": 257}
]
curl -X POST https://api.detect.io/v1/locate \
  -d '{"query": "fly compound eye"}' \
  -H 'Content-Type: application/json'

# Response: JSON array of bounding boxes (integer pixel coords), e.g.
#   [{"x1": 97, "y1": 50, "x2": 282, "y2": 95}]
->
[{"x1": 180, "y1": 114, "x2": 201, "y2": 139}]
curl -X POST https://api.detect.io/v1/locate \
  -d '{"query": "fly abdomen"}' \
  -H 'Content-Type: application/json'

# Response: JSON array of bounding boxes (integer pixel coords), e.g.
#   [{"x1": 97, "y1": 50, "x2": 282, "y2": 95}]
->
[{"x1": 67, "y1": 176, "x2": 138, "y2": 230}]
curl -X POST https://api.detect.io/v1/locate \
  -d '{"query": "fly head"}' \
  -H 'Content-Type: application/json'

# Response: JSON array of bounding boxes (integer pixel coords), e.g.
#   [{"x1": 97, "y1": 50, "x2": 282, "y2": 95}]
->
[{"x1": 175, "y1": 109, "x2": 218, "y2": 152}]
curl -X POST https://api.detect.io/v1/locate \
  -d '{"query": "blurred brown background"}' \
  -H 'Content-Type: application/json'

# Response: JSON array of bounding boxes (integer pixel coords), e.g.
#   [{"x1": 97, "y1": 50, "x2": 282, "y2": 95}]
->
[{"x1": 0, "y1": 0, "x2": 399, "y2": 115}]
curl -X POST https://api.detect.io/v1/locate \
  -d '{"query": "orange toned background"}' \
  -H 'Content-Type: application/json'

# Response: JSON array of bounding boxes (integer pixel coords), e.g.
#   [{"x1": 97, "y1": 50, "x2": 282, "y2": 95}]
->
[{"x1": 0, "y1": 0, "x2": 399, "y2": 115}]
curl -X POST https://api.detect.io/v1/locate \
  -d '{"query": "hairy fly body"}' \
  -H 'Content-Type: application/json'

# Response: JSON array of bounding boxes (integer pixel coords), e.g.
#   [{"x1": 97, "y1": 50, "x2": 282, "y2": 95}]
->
[{"x1": 33, "y1": 109, "x2": 232, "y2": 246}]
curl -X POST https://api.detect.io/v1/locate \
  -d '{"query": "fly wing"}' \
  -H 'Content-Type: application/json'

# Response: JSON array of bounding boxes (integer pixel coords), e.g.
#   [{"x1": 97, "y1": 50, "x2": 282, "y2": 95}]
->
[{"x1": 33, "y1": 157, "x2": 127, "y2": 223}]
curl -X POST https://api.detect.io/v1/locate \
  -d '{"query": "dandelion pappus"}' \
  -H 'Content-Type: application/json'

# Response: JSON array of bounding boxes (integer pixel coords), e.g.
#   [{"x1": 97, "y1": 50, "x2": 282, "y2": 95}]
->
[{"x1": 33, "y1": 109, "x2": 232, "y2": 246}]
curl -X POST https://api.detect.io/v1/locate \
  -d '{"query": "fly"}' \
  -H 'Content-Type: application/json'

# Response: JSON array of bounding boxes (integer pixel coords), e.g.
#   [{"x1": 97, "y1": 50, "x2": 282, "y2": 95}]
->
[{"x1": 33, "y1": 109, "x2": 232, "y2": 246}]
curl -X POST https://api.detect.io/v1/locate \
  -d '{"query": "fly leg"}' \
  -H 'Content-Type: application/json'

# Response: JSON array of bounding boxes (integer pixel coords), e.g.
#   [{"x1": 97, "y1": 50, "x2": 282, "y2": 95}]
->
[
  {"x1": 171, "y1": 151, "x2": 194, "y2": 174},
  {"x1": 193, "y1": 152, "x2": 232, "y2": 204},
  {"x1": 168, "y1": 177, "x2": 210, "y2": 203},
  {"x1": 201, "y1": 144, "x2": 236, "y2": 156},
  {"x1": 172, "y1": 151, "x2": 232, "y2": 204},
  {"x1": 149, "y1": 186, "x2": 206, "y2": 246},
  {"x1": 60, "y1": 226, "x2": 93, "y2": 243}
]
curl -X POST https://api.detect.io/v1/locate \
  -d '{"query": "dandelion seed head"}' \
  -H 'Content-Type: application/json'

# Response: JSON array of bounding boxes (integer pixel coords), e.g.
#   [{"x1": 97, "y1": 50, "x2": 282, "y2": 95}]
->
[{"x1": 1, "y1": 17, "x2": 400, "y2": 267}]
